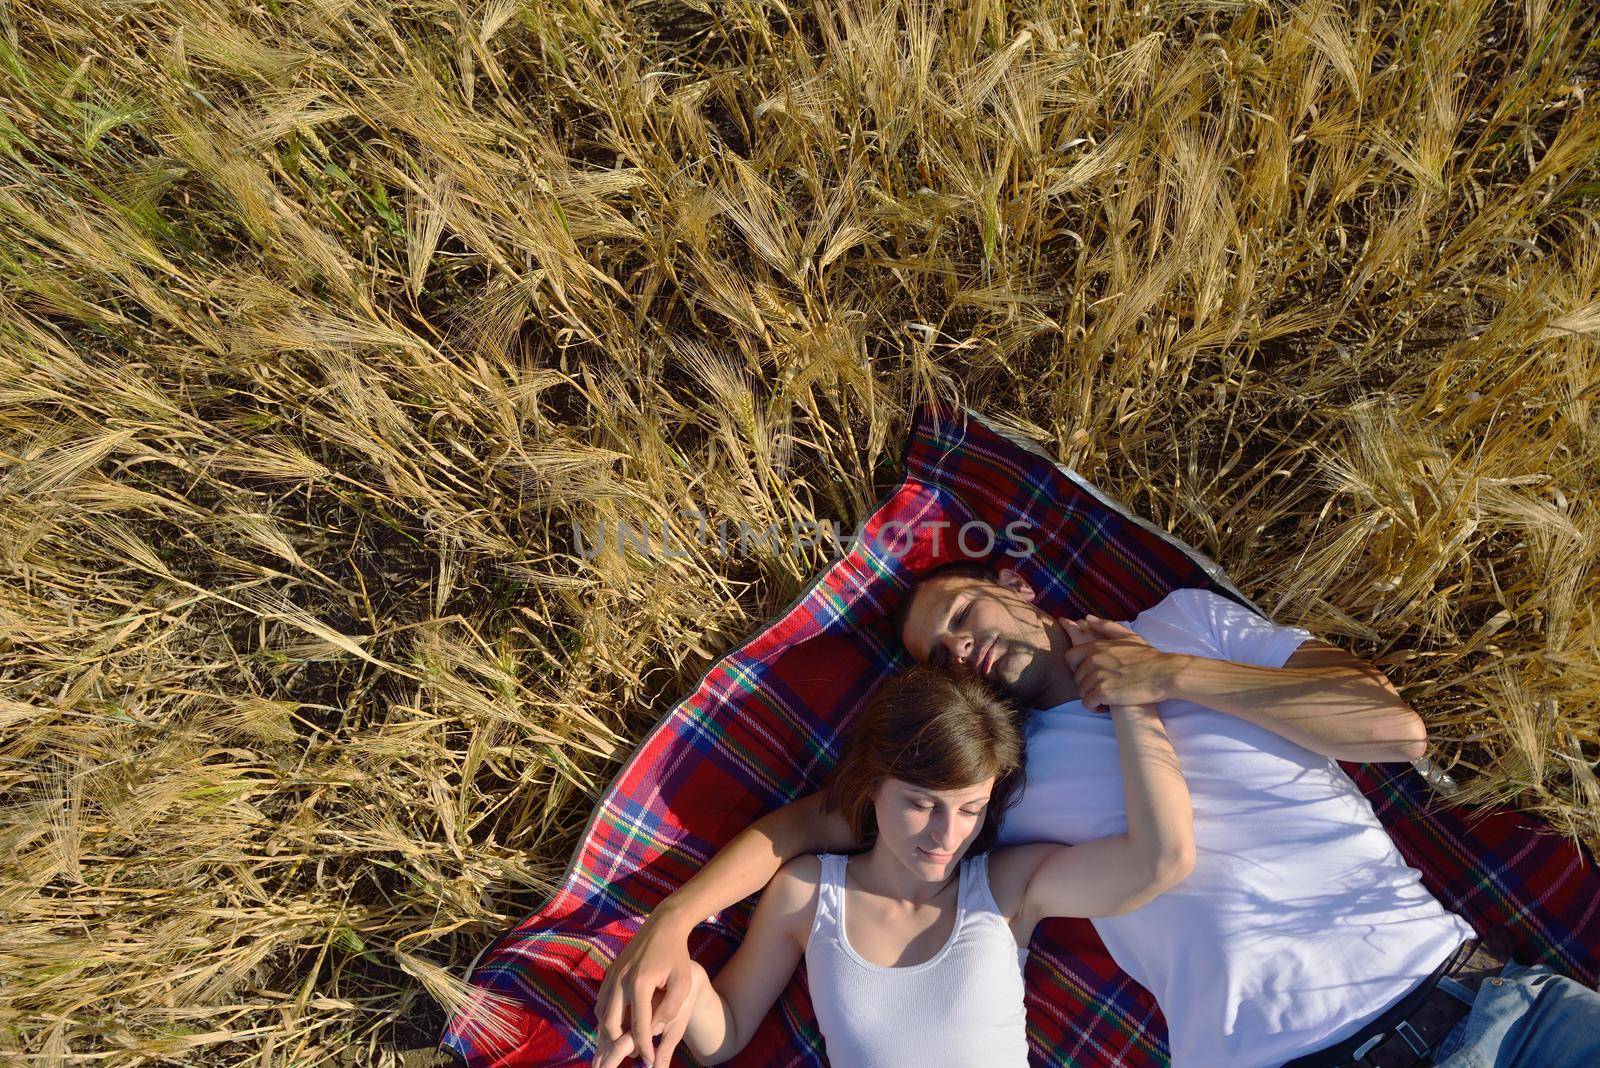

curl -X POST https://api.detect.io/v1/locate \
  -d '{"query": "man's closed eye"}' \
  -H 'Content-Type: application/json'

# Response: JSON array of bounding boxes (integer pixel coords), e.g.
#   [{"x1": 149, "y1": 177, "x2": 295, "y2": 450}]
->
[{"x1": 932, "y1": 604, "x2": 970, "y2": 667}]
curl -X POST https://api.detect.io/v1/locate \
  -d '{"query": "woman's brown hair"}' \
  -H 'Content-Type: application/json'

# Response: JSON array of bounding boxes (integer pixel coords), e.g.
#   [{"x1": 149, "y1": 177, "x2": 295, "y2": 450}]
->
[{"x1": 823, "y1": 663, "x2": 1026, "y2": 855}]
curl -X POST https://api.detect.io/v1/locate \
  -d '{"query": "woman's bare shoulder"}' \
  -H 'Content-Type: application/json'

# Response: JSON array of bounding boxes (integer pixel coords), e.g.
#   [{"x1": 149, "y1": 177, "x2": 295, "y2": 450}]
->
[
  {"x1": 773, "y1": 854, "x2": 823, "y2": 893},
  {"x1": 760, "y1": 855, "x2": 824, "y2": 948}
]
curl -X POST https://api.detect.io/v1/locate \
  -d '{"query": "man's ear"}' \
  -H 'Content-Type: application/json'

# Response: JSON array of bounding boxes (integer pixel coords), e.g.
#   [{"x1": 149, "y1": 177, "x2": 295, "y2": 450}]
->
[{"x1": 995, "y1": 566, "x2": 1035, "y2": 600}]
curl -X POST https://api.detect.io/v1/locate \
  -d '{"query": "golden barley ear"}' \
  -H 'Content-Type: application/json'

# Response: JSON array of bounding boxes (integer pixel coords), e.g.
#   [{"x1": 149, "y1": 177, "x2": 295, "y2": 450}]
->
[{"x1": 1, "y1": 0, "x2": 1597, "y2": 1060}]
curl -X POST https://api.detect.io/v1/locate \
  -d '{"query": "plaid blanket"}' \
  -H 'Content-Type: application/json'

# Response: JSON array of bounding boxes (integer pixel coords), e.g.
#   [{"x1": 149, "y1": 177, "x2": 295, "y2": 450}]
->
[{"x1": 441, "y1": 402, "x2": 1600, "y2": 1067}]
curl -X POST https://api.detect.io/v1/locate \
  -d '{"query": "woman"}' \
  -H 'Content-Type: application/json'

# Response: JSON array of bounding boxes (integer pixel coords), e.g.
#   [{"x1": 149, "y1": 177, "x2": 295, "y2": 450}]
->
[{"x1": 595, "y1": 620, "x2": 1194, "y2": 1067}]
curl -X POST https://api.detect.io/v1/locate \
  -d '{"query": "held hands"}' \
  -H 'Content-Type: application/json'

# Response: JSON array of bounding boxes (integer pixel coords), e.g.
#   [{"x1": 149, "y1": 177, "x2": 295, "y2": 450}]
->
[
  {"x1": 594, "y1": 916, "x2": 697, "y2": 1068},
  {"x1": 1060, "y1": 616, "x2": 1184, "y2": 712},
  {"x1": 593, "y1": 960, "x2": 708, "y2": 1068}
]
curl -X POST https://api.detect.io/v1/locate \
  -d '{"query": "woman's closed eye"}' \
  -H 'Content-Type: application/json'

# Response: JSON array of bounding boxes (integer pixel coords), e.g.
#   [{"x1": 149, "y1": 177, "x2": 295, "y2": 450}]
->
[{"x1": 910, "y1": 800, "x2": 987, "y2": 816}]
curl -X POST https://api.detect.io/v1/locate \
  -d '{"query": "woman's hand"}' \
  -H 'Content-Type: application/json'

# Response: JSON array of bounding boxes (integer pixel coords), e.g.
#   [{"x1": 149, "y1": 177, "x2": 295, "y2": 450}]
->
[
  {"x1": 593, "y1": 962, "x2": 708, "y2": 1068},
  {"x1": 594, "y1": 912, "x2": 697, "y2": 1067},
  {"x1": 1061, "y1": 616, "x2": 1184, "y2": 711},
  {"x1": 593, "y1": 1028, "x2": 640, "y2": 1068}
]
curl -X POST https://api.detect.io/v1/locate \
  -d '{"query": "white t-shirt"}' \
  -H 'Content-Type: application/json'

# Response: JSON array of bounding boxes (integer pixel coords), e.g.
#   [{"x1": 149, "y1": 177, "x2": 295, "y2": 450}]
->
[{"x1": 996, "y1": 588, "x2": 1474, "y2": 1068}]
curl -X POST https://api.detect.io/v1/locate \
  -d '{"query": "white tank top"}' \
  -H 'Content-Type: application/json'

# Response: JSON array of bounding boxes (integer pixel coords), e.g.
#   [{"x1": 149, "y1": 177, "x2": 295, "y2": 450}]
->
[{"x1": 803, "y1": 852, "x2": 1030, "y2": 1067}]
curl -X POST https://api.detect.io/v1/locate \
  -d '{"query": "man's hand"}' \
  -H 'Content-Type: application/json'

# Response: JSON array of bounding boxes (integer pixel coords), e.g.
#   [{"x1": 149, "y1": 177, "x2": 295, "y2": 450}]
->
[
  {"x1": 593, "y1": 961, "x2": 707, "y2": 1068},
  {"x1": 1060, "y1": 616, "x2": 1183, "y2": 712},
  {"x1": 593, "y1": 912, "x2": 696, "y2": 1068}
]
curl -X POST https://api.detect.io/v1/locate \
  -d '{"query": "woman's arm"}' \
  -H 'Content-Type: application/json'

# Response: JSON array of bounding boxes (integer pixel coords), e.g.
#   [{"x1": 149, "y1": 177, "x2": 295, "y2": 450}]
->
[
  {"x1": 682, "y1": 855, "x2": 817, "y2": 1063},
  {"x1": 595, "y1": 796, "x2": 857, "y2": 1065},
  {"x1": 991, "y1": 623, "x2": 1194, "y2": 932},
  {"x1": 596, "y1": 856, "x2": 818, "y2": 1068}
]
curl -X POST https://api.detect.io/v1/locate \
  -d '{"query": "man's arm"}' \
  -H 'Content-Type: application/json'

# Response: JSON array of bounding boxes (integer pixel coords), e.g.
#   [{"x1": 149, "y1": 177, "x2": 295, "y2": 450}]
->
[
  {"x1": 1162, "y1": 640, "x2": 1427, "y2": 763},
  {"x1": 597, "y1": 860, "x2": 817, "y2": 1068},
  {"x1": 593, "y1": 791, "x2": 858, "y2": 1067},
  {"x1": 1068, "y1": 618, "x2": 1427, "y2": 764}
]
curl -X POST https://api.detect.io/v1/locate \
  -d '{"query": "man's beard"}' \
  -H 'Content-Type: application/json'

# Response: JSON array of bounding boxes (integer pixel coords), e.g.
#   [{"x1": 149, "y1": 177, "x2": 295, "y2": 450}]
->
[{"x1": 992, "y1": 645, "x2": 1056, "y2": 707}]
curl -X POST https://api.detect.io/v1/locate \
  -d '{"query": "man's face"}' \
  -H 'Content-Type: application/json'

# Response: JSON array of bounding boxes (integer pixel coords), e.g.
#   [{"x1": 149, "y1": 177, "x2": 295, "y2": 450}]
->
[{"x1": 899, "y1": 568, "x2": 1066, "y2": 706}]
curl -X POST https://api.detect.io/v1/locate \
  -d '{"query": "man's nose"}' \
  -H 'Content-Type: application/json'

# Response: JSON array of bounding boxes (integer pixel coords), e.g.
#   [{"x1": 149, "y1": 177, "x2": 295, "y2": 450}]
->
[{"x1": 943, "y1": 632, "x2": 971, "y2": 666}]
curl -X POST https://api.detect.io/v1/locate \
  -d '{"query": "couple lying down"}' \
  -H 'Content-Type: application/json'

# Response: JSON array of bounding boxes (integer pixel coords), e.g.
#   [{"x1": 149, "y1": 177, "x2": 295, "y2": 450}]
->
[{"x1": 592, "y1": 564, "x2": 1600, "y2": 1068}]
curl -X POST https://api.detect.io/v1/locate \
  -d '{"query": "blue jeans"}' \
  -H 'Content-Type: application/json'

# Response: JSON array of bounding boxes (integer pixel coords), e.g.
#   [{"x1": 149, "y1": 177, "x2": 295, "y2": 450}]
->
[{"x1": 1431, "y1": 961, "x2": 1600, "y2": 1066}]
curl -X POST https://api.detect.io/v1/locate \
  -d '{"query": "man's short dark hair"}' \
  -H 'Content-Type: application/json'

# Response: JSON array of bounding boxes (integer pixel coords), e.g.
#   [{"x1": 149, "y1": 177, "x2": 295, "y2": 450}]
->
[{"x1": 891, "y1": 559, "x2": 998, "y2": 648}]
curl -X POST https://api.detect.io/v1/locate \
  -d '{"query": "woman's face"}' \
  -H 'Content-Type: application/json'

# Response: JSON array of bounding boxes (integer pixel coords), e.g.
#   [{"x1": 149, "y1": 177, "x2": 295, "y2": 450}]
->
[{"x1": 871, "y1": 776, "x2": 997, "y2": 878}]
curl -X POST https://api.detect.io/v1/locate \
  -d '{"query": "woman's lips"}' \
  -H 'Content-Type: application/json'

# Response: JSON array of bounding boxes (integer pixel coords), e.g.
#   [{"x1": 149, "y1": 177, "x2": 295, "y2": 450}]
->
[{"x1": 918, "y1": 847, "x2": 954, "y2": 860}]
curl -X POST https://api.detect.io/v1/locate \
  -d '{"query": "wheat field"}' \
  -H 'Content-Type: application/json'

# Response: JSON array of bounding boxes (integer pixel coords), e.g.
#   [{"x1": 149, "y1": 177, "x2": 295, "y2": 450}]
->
[{"x1": 1, "y1": 0, "x2": 1597, "y2": 1063}]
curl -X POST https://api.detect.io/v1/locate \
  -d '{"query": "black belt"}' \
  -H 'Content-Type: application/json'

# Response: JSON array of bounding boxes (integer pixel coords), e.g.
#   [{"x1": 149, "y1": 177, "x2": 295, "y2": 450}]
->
[{"x1": 1281, "y1": 933, "x2": 1515, "y2": 1068}]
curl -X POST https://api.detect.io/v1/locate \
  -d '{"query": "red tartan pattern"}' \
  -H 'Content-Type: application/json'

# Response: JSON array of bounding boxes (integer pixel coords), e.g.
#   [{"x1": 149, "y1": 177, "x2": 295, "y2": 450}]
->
[{"x1": 442, "y1": 402, "x2": 1600, "y2": 1067}]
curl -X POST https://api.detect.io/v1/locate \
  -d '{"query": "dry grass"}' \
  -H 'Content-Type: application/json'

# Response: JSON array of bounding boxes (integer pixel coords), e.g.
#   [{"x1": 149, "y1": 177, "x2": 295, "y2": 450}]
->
[{"x1": 1, "y1": 0, "x2": 1597, "y2": 1062}]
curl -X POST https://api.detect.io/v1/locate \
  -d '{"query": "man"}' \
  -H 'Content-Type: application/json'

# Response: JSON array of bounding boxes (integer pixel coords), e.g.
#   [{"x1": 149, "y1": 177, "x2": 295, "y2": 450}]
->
[{"x1": 594, "y1": 563, "x2": 1600, "y2": 1067}]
